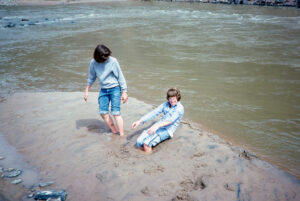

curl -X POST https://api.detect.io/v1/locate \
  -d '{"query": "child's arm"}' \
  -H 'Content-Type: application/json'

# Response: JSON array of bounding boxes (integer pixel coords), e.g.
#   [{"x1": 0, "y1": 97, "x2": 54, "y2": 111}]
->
[
  {"x1": 131, "y1": 103, "x2": 165, "y2": 130},
  {"x1": 147, "y1": 121, "x2": 171, "y2": 134},
  {"x1": 84, "y1": 61, "x2": 96, "y2": 102},
  {"x1": 140, "y1": 103, "x2": 165, "y2": 124},
  {"x1": 84, "y1": 85, "x2": 91, "y2": 102},
  {"x1": 131, "y1": 119, "x2": 142, "y2": 130},
  {"x1": 87, "y1": 60, "x2": 97, "y2": 87}
]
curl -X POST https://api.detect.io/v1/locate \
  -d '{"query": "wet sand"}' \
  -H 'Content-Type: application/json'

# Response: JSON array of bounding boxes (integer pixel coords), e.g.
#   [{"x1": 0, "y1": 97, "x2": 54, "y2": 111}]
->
[{"x1": 0, "y1": 92, "x2": 299, "y2": 201}]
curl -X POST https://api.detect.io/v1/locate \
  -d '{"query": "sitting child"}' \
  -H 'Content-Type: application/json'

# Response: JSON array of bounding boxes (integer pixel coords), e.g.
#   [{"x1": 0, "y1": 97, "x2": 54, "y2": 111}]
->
[{"x1": 131, "y1": 88, "x2": 184, "y2": 152}]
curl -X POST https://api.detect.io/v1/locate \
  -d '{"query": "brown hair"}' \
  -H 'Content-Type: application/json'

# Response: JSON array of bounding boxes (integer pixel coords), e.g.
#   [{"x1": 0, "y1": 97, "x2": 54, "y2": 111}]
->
[
  {"x1": 166, "y1": 87, "x2": 181, "y2": 101},
  {"x1": 93, "y1": 44, "x2": 111, "y2": 63}
]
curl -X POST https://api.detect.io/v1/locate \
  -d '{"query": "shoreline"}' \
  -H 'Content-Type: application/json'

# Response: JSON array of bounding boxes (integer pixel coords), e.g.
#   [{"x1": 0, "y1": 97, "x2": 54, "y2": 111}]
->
[
  {"x1": 0, "y1": 92, "x2": 299, "y2": 200},
  {"x1": 181, "y1": 119, "x2": 300, "y2": 180}
]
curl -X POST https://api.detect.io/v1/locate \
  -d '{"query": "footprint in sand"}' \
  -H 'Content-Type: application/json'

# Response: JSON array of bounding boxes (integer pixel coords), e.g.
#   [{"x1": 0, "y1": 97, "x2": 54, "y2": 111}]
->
[
  {"x1": 179, "y1": 176, "x2": 208, "y2": 192},
  {"x1": 140, "y1": 187, "x2": 151, "y2": 196},
  {"x1": 106, "y1": 148, "x2": 131, "y2": 160},
  {"x1": 224, "y1": 183, "x2": 237, "y2": 191},
  {"x1": 171, "y1": 190, "x2": 193, "y2": 201},
  {"x1": 180, "y1": 179, "x2": 194, "y2": 190},
  {"x1": 143, "y1": 165, "x2": 164, "y2": 175},
  {"x1": 193, "y1": 163, "x2": 208, "y2": 169},
  {"x1": 157, "y1": 182, "x2": 176, "y2": 197},
  {"x1": 190, "y1": 152, "x2": 205, "y2": 159}
]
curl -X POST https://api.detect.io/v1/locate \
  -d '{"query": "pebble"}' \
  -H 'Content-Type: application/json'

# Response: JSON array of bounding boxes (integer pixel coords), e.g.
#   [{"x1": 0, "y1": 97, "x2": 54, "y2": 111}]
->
[
  {"x1": 34, "y1": 190, "x2": 67, "y2": 201},
  {"x1": 46, "y1": 198, "x2": 62, "y2": 201},
  {"x1": 27, "y1": 193, "x2": 35, "y2": 198},
  {"x1": 4, "y1": 22, "x2": 16, "y2": 28},
  {"x1": 1, "y1": 169, "x2": 22, "y2": 178},
  {"x1": 239, "y1": 150, "x2": 257, "y2": 160},
  {"x1": 11, "y1": 178, "x2": 23, "y2": 185},
  {"x1": 39, "y1": 181, "x2": 55, "y2": 188}
]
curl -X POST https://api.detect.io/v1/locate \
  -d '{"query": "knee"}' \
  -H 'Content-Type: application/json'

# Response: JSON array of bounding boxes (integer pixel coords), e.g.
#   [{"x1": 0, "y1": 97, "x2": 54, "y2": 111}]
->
[
  {"x1": 136, "y1": 134, "x2": 147, "y2": 148},
  {"x1": 113, "y1": 115, "x2": 121, "y2": 120},
  {"x1": 101, "y1": 114, "x2": 109, "y2": 121},
  {"x1": 136, "y1": 138, "x2": 143, "y2": 148}
]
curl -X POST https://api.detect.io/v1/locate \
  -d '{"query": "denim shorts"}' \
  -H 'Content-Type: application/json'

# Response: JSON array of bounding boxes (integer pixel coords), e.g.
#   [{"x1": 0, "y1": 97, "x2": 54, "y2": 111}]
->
[
  {"x1": 136, "y1": 127, "x2": 171, "y2": 148},
  {"x1": 98, "y1": 86, "x2": 121, "y2": 115}
]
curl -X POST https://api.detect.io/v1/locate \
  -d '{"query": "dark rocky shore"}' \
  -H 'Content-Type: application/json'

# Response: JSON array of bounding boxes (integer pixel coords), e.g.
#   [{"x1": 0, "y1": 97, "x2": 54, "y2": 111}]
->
[{"x1": 148, "y1": 0, "x2": 300, "y2": 7}]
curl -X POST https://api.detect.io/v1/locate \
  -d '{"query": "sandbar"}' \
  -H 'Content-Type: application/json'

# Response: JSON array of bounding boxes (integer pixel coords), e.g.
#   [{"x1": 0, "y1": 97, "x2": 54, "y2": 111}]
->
[{"x1": 0, "y1": 92, "x2": 299, "y2": 200}]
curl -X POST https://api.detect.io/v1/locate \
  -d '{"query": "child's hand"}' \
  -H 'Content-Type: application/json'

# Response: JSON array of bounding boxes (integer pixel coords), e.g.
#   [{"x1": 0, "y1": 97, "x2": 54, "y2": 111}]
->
[
  {"x1": 121, "y1": 92, "x2": 128, "y2": 103},
  {"x1": 84, "y1": 86, "x2": 90, "y2": 102},
  {"x1": 131, "y1": 120, "x2": 141, "y2": 130},
  {"x1": 147, "y1": 125, "x2": 159, "y2": 135},
  {"x1": 84, "y1": 91, "x2": 88, "y2": 102}
]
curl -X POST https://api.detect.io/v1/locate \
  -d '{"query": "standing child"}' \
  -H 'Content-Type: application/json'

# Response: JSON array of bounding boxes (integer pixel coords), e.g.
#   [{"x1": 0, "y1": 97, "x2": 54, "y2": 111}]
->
[
  {"x1": 131, "y1": 88, "x2": 184, "y2": 152},
  {"x1": 84, "y1": 44, "x2": 128, "y2": 136}
]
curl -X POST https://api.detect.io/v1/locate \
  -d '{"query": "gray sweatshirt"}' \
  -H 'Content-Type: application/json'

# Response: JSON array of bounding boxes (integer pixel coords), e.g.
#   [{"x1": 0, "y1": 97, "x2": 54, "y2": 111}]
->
[{"x1": 87, "y1": 56, "x2": 127, "y2": 92}]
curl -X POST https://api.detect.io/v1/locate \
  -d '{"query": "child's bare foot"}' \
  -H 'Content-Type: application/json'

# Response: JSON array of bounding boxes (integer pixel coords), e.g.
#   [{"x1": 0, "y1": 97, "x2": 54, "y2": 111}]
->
[{"x1": 143, "y1": 144, "x2": 152, "y2": 153}]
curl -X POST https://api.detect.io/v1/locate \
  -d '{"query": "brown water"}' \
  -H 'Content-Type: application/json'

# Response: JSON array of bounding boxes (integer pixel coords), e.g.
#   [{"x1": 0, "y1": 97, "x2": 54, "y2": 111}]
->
[{"x1": 0, "y1": 1, "x2": 299, "y2": 178}]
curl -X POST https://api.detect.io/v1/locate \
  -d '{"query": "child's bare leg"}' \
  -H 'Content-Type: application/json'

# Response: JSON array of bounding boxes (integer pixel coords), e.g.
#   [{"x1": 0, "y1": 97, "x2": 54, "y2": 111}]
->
[
  {"x1": 101, "y1": 114, "x2": 118, "y2": 134},
  {"x1": 114, "y1": 115, "x2": 124, "y2": 136},
  {"x1": 143, "y1": 144, "x2": 152, "y2": 153}
]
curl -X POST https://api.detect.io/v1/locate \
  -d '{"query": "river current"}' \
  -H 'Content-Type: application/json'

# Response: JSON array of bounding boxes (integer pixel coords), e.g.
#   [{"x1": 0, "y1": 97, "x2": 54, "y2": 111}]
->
[{"x1": 0, "y1": 1, "x2": 299, "y2": 178}]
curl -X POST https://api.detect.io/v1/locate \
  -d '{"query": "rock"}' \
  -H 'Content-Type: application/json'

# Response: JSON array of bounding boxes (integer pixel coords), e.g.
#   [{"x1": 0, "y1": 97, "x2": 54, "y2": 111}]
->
[
  {"x1": 2, "y1": 169, "x2": 22, "y2": 178},
  {"x1": 4, "y1": 22, "x2": 16, "y2": 28},
  {"x1": 39, "y1": 181, "x2": 55, "y2": 188},
  {"x1": 27, "y1": 193, "x2": 35, "y2": 198},
  {"x1": 28, "y1": 22, "x2": 37, "y2": 26},
  {"x1": 11, "y1": 178, "x2": 23, "y2": 185},
  {"x1": 33, "y1": 190, "x2": 67, "y2": 201},
  {"x1": 239, "y1": 150, "x2": 257, "y2": 160},
  {"x1": 21, "y1": 18, "x2": 29, "y2": 21},
  {"x1": 46, "y1": 198, "x2": 62, "y2": 201},
  {"x1": 0, "y1": 156, "x2": 5, "y2": 160}
]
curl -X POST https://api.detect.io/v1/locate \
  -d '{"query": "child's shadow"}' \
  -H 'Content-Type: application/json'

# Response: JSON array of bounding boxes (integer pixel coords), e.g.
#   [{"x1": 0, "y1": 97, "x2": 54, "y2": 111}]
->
[{"x1": 76, "y1": 119, "x2": 110, "y2": 134}]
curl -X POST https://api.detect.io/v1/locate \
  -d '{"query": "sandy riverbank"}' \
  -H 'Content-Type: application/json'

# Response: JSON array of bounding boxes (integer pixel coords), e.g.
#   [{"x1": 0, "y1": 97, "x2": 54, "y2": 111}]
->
[{"x1": 0, "y1": 92, "x2": 299, "y2": 201}]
